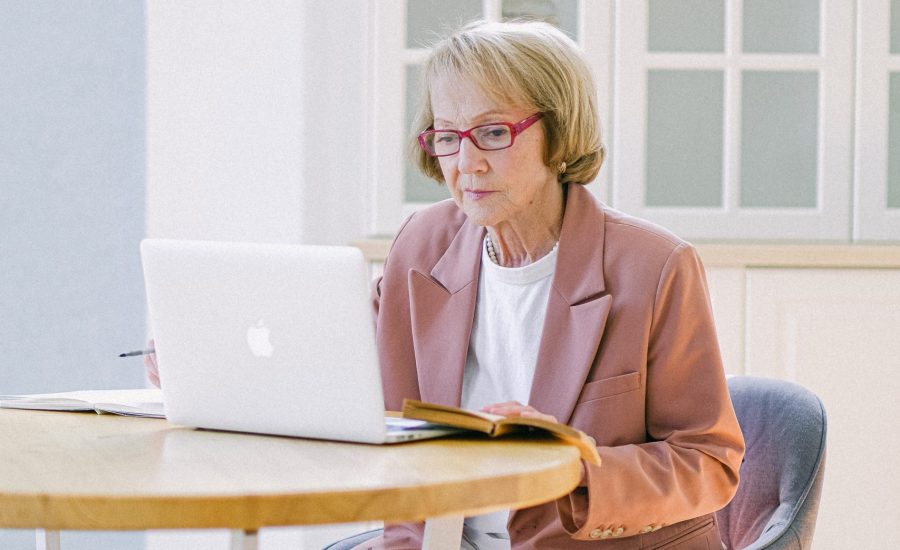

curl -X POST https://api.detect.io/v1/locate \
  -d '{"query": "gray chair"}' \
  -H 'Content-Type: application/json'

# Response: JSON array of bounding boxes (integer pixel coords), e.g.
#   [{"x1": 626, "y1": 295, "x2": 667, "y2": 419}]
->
[
  {"x1": 324, "y1": 376, "x2": 828, "y2": 550},
  {"x1": 716, "y1": 376, "x2": 827, "y2": 550},
  {"x1": 322, "y1": 527, "x2": 382, "y2": 550}
]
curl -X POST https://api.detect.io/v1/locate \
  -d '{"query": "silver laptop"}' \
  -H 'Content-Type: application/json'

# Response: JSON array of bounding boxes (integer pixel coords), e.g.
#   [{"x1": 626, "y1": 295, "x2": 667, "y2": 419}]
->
[{"x1": 140, "y1": 238, "x2": 455, "y2": 444}]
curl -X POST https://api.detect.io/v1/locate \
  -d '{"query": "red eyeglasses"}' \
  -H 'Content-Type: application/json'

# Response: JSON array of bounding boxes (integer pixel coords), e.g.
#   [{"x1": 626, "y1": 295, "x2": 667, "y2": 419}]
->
[{"x1": 417, "y1": 113, "x2": 543, "y2": 157}]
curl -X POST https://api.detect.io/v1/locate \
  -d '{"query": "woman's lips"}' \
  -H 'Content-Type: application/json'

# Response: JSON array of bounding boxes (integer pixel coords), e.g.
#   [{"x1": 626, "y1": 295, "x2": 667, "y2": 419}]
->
[{"x1": 464, "y1": 189, "x2": 495, "y2": 200}]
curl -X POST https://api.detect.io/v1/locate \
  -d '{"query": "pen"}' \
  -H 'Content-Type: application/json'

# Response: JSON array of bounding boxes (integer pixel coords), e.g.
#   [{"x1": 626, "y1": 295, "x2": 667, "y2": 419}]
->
[{"x1": 118, "y1": 349, "x2": 155, "y2": 358}]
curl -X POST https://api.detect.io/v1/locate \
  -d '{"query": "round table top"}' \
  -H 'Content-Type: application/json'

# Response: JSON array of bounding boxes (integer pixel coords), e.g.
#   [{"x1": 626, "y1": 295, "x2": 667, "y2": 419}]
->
[{"x1": 0, "y1": 409, "x2": 582, "y2": 530}]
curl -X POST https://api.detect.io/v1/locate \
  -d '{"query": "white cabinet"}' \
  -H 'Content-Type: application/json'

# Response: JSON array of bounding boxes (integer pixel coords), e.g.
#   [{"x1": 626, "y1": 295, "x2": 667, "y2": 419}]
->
[
  {"x1": 704, "y1": 263, "x2": 900, "y2": 550},
  {"x1": 745, "y1": 268, "x2": 900, "y2": 549},
  {"x1": 704, "y1": 266, "x2": 745, "y2": 375}
]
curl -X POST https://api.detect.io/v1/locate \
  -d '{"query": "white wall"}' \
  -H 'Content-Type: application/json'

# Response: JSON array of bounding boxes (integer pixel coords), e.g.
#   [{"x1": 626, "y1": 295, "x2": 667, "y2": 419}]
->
[
  {"x1": 0, "y1": 1, "x2": 147, "y2": 548},
  {"x1": 147, "y1": 0, "x2": 369, "y2": 247}
]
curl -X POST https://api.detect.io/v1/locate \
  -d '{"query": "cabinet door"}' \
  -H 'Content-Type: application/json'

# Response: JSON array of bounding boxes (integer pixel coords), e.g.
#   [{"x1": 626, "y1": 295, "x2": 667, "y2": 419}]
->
[
  {"x1": 704, "y1": 266, "x2": 745, "y2": 376},
  {"x1": 746, "y1": 268, "x2": 900, "y2": 549},
  {"x1": 614, "y1": 1, "x2": 854, "y2": 240},
  {"x1": 854, "y1": 0, "x2": 900, "y2": 240}
]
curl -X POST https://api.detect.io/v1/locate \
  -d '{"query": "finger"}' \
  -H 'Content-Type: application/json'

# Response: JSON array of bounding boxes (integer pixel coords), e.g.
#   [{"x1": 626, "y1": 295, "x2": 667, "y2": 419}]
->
[
  {"x1": 144, "y1": 354, "x2": 158, "y2": 375},
  {"x1": 485, "y1": 405, "x2": 528, "y2": 416},
  {"x1": 148, "y1": 370, "x2": 161, "y2": 389},
  {"x1": 481, "y1": 401, "x2": 522, "y2": 410}
]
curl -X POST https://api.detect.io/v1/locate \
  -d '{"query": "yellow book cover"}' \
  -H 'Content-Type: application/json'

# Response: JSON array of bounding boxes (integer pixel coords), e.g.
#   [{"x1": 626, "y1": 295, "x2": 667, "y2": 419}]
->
[{"x1": 402, "y1": 399, "x2": 600, "y2": 465}]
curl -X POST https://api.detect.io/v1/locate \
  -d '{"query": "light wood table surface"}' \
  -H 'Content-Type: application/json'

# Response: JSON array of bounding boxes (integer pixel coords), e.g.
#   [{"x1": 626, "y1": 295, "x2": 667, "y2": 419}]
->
[{"x1": 0, "y1": 409, "x2": 582, "y2": 550}]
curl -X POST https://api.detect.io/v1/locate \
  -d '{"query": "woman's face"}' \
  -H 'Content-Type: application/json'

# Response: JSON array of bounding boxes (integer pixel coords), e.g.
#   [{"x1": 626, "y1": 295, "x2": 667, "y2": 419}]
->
[{"x1": 429, "y1": 78, "x2": 559, "y2": 229}]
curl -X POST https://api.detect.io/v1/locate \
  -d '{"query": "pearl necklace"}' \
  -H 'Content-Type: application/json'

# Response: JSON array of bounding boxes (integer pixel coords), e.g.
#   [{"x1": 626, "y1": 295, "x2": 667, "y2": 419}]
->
[{"x1": 485, "y1": 234, "x2": 558, "y2": 266}]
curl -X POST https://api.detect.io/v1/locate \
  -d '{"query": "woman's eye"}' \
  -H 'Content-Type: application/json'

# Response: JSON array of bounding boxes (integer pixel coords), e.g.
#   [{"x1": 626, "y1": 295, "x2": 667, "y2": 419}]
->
[{"x1": 478, "y1": 127, "x2": 509, "y2": 140}]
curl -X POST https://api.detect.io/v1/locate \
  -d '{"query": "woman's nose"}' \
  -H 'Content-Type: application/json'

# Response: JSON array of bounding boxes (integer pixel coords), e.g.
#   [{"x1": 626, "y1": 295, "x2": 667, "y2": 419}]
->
[{"x1": 456, "y1": 137, "x2": 488, "y2": 174}]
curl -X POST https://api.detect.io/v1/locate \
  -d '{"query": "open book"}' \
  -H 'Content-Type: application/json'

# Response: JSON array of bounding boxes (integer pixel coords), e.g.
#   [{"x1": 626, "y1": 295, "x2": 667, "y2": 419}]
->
[
  {"x1": 0, "y1": 389, "x2": 164, "y2": 419},
  {"x1": 402, "y1": 399, "x2": 601, "y2": 465}
]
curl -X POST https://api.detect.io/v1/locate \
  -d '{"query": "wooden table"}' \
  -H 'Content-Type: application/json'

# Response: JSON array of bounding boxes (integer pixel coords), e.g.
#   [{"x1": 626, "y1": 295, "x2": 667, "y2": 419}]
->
[{"x1": 0, "y1": 409, "x2": 582, "y2": 550}]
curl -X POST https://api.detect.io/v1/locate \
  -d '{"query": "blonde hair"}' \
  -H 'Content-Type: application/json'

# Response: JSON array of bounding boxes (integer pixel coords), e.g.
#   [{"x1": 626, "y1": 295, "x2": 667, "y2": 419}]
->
[{"x1": 411, "y1": 20, "x2": 605, "y2": 186}]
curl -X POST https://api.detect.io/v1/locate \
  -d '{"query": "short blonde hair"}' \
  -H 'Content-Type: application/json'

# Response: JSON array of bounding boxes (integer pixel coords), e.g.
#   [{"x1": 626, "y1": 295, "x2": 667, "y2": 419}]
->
[{"x1": 411, "y1": 20, "x2": 605, "y2": 186}]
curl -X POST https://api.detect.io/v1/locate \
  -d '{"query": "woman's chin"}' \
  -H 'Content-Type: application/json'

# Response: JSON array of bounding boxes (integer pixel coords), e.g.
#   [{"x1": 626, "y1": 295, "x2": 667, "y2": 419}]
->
[{"x1": 459, "y1": 206, "x2": 500, "y2": 227}]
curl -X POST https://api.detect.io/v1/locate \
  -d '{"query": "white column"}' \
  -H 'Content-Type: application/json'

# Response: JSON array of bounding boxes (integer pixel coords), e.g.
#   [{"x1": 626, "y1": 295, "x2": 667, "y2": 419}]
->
[{"x1": 147, "y1": 0, "x2": 369, "y2": 247}]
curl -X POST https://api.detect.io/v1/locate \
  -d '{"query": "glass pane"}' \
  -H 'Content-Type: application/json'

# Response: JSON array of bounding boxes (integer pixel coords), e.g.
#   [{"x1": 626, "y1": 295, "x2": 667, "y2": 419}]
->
[
  {"x1": 502, "y1": 0, "x2": 579, "y2": 40},
  {"x1": 741, "y1": 71, "x2": 818, "y2": 208},
  {"x1": 405, "y1": 64, "x2": 451, "y2": 203},
  {"x1": 406, "y1": 0, "x2": 482, "y2": 49},
  {"x1": 743, "y1": 0, "x2": 820, "y2": 54},
  {"x1": 892, "y1": 0, "x2": 900, "y2": 54},
  {"x1": 646, "y1": 70, "x2": 724, "y2": 207},
  {"x1": 648, "y1": 0, "x2": 724, "y2": 53},
  {"x1": 889, "y1": 73, "x2": 900, "y2": 208}
]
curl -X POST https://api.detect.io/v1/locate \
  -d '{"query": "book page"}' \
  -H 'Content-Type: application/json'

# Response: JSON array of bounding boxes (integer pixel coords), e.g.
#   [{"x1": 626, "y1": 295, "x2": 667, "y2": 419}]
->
[{"x1": 0, "y1": 388, "x2": 163, "y2": 417}]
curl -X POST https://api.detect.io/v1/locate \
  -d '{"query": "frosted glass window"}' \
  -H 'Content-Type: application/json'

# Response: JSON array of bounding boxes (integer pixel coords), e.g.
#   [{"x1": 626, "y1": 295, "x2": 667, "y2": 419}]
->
[
  {"x1": 648, "y1": 0, "x2": 724, "y2": 53},
  {"x1": 405, "y1": 64, "x2": 451, "y2": 203},
  {"x1": 743, "y1": 0, "x2": 820, "y2": 54},
  {"x1": 502, "y1": 0, "x2": 579, "y2": 40},
  {"x1": 406, "y1": 0, "x2": 482, "y2": 48},
  {"x1": 892, "y1": 0, "x2": 900, "y2": 54},
  {"x1": 646, "y1": 70, "x2": 724, "y2": 207},
  {"x1": 741, "y1": 71, "x2": 819, "y2": 208},
  {"x1": 889, "y1": 73, "x2": 900, "y2": 208}
]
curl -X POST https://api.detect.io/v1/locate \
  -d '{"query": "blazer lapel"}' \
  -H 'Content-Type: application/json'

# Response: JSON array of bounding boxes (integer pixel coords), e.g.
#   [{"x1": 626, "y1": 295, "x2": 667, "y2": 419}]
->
[
  {"x1": 408, "y1": 220, "x2": 484, "y2": 406},
  {"x1": 528, "y1": 185, "x2": 613, "y2": 425}
]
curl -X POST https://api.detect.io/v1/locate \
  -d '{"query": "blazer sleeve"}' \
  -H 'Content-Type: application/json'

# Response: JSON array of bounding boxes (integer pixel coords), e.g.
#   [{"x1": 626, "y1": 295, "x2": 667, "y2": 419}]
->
[
  {"x1": 369, "y1": 211, "x2": 420, "y2": 323},
  {"x1": 557, "y1": 243, "x2": 745, "y2": 540}
]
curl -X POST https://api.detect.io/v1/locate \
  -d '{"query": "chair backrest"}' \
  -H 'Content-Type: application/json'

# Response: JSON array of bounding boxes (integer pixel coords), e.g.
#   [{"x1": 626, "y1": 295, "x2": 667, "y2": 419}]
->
[{"x1": 716, "y1": 376, "x2": 827, "y2": 550}]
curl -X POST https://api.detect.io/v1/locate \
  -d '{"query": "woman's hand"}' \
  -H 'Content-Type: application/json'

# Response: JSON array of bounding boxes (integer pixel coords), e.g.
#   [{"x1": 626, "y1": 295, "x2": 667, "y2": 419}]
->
[
  {"x1": 480, "y1": 401, "x2": 558, "y2": 424},
  {"x1": 482, "y1": 401, "x2": 587, "y2": 480},
  {"x1": 144, "y1": 339, "x2": 161, "y2": 389}
]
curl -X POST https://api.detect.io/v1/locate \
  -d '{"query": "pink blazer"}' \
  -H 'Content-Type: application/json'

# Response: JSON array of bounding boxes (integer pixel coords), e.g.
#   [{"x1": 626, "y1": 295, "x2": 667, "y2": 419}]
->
[{"x1": 363, "y1": 184, "x2": 745, "y2": 549}]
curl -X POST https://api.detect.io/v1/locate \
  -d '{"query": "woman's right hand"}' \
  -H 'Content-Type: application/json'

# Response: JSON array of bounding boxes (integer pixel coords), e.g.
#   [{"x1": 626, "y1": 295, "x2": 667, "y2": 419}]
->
[{"x1": 144, "y1": 339, "x2": 161, "y2": 388}]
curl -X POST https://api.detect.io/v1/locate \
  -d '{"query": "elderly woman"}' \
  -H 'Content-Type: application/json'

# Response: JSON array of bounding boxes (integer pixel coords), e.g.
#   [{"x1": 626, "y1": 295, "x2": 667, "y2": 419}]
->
[
  {"x1": 145, "y1": 18, "x2": 744, "y2": 550},
  {"x1": 364, "y1": 19, "x2": 744, "y2": 550}
]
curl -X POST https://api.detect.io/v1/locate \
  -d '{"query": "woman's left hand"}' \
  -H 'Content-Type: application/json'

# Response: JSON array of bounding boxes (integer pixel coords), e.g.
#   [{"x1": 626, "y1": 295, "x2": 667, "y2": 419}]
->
[{"x1": 480, "y1": 401, "x2": 558, "y2": 424}]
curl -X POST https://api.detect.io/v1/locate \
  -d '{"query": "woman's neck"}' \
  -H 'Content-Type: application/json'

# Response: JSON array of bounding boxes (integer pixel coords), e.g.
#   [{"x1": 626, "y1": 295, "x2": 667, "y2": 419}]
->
[{"x1": 485, "y1": 186, "x2": 566, "y2": 268}]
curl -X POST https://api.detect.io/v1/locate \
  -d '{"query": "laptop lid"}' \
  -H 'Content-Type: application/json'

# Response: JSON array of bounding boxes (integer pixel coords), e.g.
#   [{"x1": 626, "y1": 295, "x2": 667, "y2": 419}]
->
[{"x1": 140, "y1": 239, "x2": 392, "y2": 444}]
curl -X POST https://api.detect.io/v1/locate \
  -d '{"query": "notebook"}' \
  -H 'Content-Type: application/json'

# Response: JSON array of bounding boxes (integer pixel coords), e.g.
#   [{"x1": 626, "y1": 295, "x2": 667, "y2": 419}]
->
[{"x1": 140, "y1": 238, "x2": 457, "y2": 444}]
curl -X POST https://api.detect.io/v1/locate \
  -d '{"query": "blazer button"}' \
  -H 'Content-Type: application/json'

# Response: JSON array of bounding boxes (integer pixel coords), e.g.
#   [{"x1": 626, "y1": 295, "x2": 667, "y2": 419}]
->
[
  {"x1": 613, "y1": 527, "x2": 625, "y2": 537},
  {"x1": 601, "y1": 529, "x2": 613, "y2": 539},
  {"x1": 651, "y1": 524, "x2": 664, "y2": 531},
  {"x1": 589, "y1": 528, "x2": 604, "y2": 539},
  {"x1": 639, "y1": 525, "x2": 653, "y2": 534}
]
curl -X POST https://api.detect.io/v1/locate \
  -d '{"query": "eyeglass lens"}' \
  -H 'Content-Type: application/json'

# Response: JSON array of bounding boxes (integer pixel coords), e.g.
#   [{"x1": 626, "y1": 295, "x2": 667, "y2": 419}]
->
[{"x1": 426, "y1": 124, "x2": 513, "y2": 156}]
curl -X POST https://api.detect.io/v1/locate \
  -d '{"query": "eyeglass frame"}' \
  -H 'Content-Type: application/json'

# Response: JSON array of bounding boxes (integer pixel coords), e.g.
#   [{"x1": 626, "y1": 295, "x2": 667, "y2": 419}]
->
[{"x1": 417, "y1": 113, "x2": 544, "y2": 157}]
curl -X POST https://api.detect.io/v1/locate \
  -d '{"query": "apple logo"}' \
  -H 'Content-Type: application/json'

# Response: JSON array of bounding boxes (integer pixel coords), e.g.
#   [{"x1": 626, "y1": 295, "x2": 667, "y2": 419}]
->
[{"x1": 246, "y1": 318, "x2": 274, "y2": 358}]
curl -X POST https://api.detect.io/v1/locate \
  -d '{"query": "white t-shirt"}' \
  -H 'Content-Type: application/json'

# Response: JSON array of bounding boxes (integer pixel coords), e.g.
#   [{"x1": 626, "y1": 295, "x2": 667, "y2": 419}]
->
[{"x1": 460, "y1": 236, "x2": 558, "y2": 548}]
